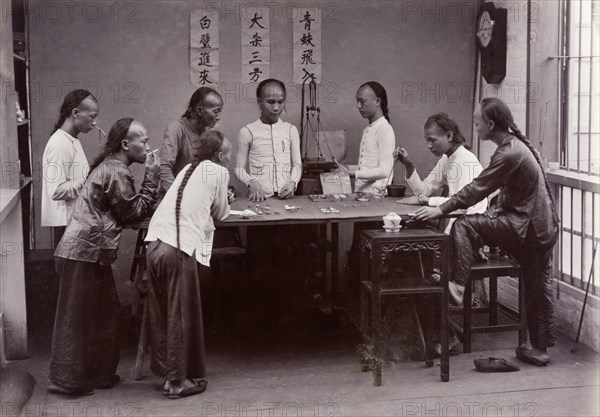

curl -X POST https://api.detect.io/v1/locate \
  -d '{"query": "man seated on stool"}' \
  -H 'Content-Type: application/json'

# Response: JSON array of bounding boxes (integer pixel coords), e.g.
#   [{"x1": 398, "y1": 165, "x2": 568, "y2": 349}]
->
[
  {"x1": 415, "y1": 98, "x2": 559, "y2": 366},
  {"x1": 394, "y1": 112, "x2": 489, "y2": 305}
]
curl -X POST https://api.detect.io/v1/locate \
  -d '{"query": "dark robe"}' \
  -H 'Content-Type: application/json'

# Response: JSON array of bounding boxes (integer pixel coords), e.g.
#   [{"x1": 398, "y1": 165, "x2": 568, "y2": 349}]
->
[{"x1": 440, "y1": 135, "x2": 559, "y2": 349}]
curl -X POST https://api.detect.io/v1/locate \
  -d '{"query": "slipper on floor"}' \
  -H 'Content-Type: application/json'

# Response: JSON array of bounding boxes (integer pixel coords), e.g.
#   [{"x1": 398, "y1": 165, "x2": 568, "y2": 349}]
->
[
  {"x1": 474, "y1": 357, "x2": 520, "y2": 372},
  {"x1": 168, "y1": 379, "x2": 208, "y2": 399},
  {"x1": 163, "y1": 378, "x2": 205, "y2": 396},
  {"x1": 47, "y1": 382, "x2": 94, "y2": 397},
  {"x1": 515, "y1": 346, "x2": 549, "y2": 366}
]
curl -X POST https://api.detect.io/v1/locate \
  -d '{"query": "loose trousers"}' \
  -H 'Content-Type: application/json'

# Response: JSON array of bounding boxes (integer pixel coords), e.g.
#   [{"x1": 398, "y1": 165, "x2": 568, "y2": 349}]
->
[
  {"x1": 450, "y1": 214, "x2": 558, "y2": 349},
  {"x1": 146, "y1": 240, "x2": 207, "y2": 382}
]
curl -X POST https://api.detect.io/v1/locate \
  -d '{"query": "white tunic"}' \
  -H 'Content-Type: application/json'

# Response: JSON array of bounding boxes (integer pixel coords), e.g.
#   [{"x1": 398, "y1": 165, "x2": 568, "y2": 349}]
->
[
  {"x1": 41, "y1": 129, "x2": 89, "y2": 227},
  {"x1": 354, "y1": 116, "x2": 396, "y2": 194},
  {"x1": 145, "y1": 161, "x2": 230, "y2": 267},
  {"x1": 406, "y1": 145, "x2": 488, "y2": 233},
  {"x1": 235, "y1": 119, "x2": 302, "y2": 197}
]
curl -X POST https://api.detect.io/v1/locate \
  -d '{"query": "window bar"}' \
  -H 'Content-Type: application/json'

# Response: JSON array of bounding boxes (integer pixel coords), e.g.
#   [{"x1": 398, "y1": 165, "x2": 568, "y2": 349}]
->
[
  {"x1": 593, "y1": 192, "x2": 597, "y2": 295},
  {"x1": 555, "y1": 183, "x2": 563, "y2": 296},
  {"x1": 576, "y1": 0, "x2": 583, "y2": 173},
  {"x1": 562, "y1": 0, "x2": 571, "y2": 168},
  {"x1": 570, "y1": 187, "x2": 574, "y2": 286},
  {"x1": 588, "y1": 3, "x2": 596, "y2": 176},
  {"x1": 549, "y1": 55, "x2": 600, "y2": 59},
  {"x1": 560, "y1": 185, "x2": 565, "y2": 283},
  {"x1": 581, "y1": 189, "x2": 586, "y2": 289}
]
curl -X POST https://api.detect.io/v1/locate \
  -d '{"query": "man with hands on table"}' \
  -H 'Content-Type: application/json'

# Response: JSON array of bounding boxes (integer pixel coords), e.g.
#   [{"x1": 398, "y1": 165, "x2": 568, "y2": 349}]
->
[
  {"x1": 235, "y1": 78, "x2": 302, "y2": 202},
  {"x1": 335, "y1": 81, "x2": 395, "y2": 195},
  {"x1": 411, "y1": 98, "x2": 559, "y2": 367},
  {"x1": 394, "y1": 112, "x2": 487, "y2": 234}
]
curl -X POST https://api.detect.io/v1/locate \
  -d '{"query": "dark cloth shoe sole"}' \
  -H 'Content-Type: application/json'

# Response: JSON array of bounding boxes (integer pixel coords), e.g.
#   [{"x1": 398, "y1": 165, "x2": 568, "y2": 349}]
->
[
  {"x1": 47, "y1": 382, "x2": 94, "y2": 397},
  {"x1": 474, "y1": 357, "x2": 520, "y2": 372},
  {"x1": 163, "y1": 378, "x2": 206, "y2": 396},
  {"x1": 168, "y1": 379, "x2": 208, "y2": 399},
  {"x1": 516, "y1": 346, "x2": 550, "y2": 366}
]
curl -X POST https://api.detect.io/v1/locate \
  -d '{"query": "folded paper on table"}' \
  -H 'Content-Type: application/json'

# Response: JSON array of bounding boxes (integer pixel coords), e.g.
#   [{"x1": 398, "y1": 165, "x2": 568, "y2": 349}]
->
[
  {"x1": 230, "y1": 209, "x2": 256, "y2": 217},
  {"x1": 320, "y1": 171, "x2": 352, "y2": 195}
]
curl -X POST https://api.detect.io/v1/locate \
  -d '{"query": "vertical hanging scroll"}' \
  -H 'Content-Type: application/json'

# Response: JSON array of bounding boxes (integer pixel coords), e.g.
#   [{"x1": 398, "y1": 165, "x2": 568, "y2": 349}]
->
[
  {"x1": 242, "y1": 7, "x2": 270, "y2": 84},
  {"x1": 293, "y1": 8, "x2": 321, "y2": 84},
  {"x1": 191, "y1": 10, "x2": 219, "y2": 86}
]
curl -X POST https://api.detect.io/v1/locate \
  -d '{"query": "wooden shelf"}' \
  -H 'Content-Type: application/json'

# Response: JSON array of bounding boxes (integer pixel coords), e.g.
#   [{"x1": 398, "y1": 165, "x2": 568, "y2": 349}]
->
[{"x1": 0, "y1": 177, "x2": 31, "y2": 224}]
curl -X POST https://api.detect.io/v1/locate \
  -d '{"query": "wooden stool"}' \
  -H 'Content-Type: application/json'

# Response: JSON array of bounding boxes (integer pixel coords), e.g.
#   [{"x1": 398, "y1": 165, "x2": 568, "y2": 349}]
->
[
  {"x1": 129, "y1": 224, "x2": 149, "y2": 319},
  {"x1": 128, "y1": 223, "x2": 149, "y2": 380},
  {"x1": 359, "y1": 229, "x2": 450, "y2": 383},
  {"x1": 450, "y1": 256, "x2": 527, "y2": 353}
]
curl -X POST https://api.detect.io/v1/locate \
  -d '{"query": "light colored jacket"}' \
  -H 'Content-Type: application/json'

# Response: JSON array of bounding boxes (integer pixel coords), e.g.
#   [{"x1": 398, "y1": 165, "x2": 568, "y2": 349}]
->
[{"x1": 41, "y1": 130, "x2": 89, "y2": 226}]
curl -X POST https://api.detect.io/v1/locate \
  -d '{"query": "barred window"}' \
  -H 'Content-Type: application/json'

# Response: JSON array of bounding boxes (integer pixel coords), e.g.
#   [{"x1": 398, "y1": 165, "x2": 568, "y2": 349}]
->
[{"x1": 560, "y1": 0, "x2": 599, "y2": 175}]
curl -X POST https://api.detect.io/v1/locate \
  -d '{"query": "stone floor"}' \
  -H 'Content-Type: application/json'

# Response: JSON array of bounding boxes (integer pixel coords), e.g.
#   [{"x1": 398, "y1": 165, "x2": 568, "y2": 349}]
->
[
  {"x1": 6, "y1": 256, "x2": 600, "y2": 417},
  {"x1": 5, "y1": 300, "x2": 600, "y2": 417}
]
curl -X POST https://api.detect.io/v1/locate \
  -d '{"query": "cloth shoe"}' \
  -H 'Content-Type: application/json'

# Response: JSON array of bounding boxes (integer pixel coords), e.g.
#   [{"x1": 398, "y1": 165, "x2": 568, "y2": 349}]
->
[
  {"x1": 448, "y1": 281, "x2": 465, "y2": 306},
  {"x1": 515, "y1": 346, "x2": 550, "y2": 366},
  {"x1": 168, "y1": 379, "x2": 208, "y2": 399},
  {"x1": 474, "y1": 357, "x2": 520, "y2": 372},
  {"x1": 434, "y1": 333, "x2": 461, "y2": 357},
  {"x1": 47, "y1": 382, "x2": 94, "y2": 397}
]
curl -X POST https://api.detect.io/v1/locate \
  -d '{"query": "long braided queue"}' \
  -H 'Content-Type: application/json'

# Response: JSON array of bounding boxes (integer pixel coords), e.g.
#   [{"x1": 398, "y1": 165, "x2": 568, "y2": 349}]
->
[
  {"x1": 175, "y1": 161, "x2": 200, "y2": 301},
  {"x1": 509, "y1": 122, "x2": 560, "y2": 224},
  {"x1": 480, "y1": 98, "x2": 559, "y2": 225}
]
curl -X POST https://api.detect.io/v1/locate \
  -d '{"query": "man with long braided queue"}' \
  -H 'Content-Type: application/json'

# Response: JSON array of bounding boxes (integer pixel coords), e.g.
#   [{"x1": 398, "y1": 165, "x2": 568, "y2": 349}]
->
[
  {"x1": 414, "y1": 98, "x2": 560, "y2": 366},
  {"x1": 145, "y1": 131, "x2": 232, "y2": 399}
]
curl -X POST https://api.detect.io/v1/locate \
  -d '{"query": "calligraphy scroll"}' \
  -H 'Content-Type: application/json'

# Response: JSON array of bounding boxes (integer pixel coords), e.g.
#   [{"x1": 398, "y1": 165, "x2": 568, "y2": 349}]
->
[
  {"x1": 191, "y1": 10, "x2": 219, "y2": 86},
  {"x1": 242, "y1": 6, "x2": 270, "y2": 84},
  {"x1": 293, "y1": 8, "x2": 321, "y2": 84}
]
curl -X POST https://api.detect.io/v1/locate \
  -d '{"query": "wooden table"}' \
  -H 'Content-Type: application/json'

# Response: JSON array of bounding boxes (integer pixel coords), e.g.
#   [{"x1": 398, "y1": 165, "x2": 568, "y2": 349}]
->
[
  {"x1": 129, "y1": 195, "x2": 451, "y2": 379},
  {"x1": 217, "y1": 195, "x2": 421, "y2": 302},
  {"x1": 360, "y1": 228, "x2": 450, "y2": 382}
]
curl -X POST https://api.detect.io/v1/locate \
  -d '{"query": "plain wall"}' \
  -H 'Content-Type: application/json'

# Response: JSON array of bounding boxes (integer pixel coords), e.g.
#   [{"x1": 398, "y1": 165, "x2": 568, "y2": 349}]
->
[{"x1": 27, "y1": 0, "x2": 477, "y2": 260}]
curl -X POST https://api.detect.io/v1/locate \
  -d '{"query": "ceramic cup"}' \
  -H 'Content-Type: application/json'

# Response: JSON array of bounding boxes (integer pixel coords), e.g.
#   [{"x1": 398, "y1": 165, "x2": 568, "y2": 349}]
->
[{"x1": 383, "y1": 212, "x2": 401, "y2": 228}]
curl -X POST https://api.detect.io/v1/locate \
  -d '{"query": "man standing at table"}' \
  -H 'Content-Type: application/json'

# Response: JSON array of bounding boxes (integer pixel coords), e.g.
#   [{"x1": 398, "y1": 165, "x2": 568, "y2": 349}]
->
[
  {"x1": 235, "y1": 78, "x2": 302, "y2": 201},
  {"x1": 337, "y1": 81, "x2": 396, "y2": 194},
  {"x1": 338, "y1": 81, "x2": 396, "y2": 282}
]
